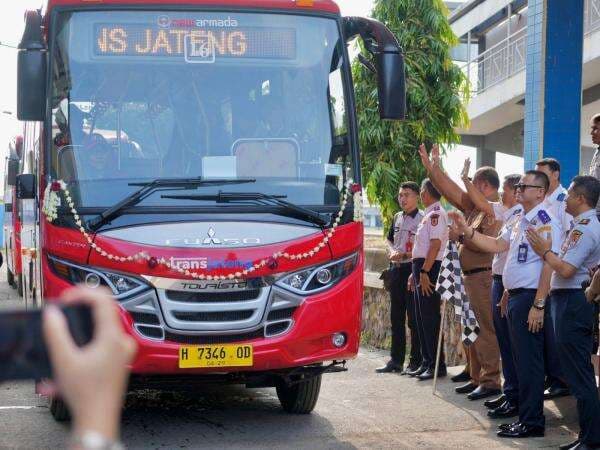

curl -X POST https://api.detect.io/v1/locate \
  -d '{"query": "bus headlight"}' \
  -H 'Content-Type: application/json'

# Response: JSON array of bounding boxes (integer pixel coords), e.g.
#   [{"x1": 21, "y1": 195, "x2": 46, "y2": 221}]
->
[
  {"x1": 275, "y1": 253, "x2": 358, "y2": 294},
  {"x1": 48, "y1": 255, "x2": 150, "y2": 300}
]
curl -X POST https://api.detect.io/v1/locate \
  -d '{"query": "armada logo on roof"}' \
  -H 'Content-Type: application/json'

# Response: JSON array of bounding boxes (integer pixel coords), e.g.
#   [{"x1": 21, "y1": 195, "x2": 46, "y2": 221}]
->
[{"x1": 156, "y1": 15, "x2": 239, "y2": 29}]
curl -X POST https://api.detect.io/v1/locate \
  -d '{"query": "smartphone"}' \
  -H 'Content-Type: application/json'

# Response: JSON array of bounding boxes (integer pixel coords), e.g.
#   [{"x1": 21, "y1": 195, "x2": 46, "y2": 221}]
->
[{"x1": 0, "y1": 304, "x2": 93, "y2": 381}]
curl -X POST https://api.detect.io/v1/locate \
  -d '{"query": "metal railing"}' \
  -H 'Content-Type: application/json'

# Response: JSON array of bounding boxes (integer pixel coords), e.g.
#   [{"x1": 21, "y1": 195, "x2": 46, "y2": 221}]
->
[
  {"x1": 585, "y1": 0, "x2": 600, "y2": 34},
  {"x1": 463, "y1": 0, "x2": 600, "y2": 97}
]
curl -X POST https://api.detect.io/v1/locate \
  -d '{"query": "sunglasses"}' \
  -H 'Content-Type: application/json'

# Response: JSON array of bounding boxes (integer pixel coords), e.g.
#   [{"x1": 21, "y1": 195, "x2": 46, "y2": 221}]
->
[{"x1": 514, "y1": 183, "x2": 544, "y2": 192}]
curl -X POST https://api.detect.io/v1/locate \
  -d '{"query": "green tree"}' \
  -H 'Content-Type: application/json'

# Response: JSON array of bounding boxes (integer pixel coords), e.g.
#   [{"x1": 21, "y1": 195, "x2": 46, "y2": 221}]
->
[{"x1": 353, "y1": 0, "x2": 469, "y2": 229}]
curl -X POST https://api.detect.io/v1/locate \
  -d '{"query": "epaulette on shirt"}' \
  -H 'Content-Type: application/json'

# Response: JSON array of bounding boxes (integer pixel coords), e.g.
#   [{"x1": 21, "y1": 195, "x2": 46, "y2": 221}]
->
[
  {"x1": 537, "y1": 210, "x2": 551, "y2": 224},
  {"x1": 557, "y1": 193, "x2": 566, "y2": 202},
  {"x1": 579, "y1": 218, "x2": 591, "y2": 225}
]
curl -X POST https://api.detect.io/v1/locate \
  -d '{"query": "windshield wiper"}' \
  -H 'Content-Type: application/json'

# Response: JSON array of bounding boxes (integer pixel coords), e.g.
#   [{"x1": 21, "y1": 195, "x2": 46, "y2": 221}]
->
[
  {"x1": 87, "y1": 178, "x2": 255, "y2": 231},
  {"x1": 161, "y1": 191, "x2": 328, "y2": 227}
]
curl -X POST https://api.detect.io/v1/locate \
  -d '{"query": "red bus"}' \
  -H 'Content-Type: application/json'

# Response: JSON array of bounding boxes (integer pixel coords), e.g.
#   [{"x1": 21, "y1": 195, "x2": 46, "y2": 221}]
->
[
  {"x1": 3, "y1": 136, "x2": 23, "y2": 296},
  {"x1": 16, "y1": 0, "x2": 405, "y2": 419}
]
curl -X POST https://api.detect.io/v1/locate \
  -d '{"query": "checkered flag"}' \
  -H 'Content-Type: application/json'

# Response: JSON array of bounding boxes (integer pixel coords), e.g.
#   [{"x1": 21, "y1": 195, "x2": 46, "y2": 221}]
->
[{"x1": 436, "y1": 241, "x2": 480, "y2": 346}]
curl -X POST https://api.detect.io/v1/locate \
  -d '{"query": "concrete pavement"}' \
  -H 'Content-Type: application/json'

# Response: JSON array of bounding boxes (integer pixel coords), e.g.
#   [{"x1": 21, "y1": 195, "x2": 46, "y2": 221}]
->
[{"x1": 0, "y1": 269, "x2": 581, "y2": 449}]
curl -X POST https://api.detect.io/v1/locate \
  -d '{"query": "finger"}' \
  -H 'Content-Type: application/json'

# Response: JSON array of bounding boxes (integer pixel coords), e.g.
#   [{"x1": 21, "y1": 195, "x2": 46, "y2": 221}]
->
[{"x1": 43, "y1": 305, "x2": 78, "y2": 368}]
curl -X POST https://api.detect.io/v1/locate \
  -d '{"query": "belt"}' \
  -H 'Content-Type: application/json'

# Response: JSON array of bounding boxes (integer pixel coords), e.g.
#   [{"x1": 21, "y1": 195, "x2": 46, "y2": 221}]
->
[
  {"x1": 550, "y1": 289, "x2": 582, "y2": 295},
  {"x1": 492, "y1": 274, "x2": 503, "y2": 282},
  {"x1": 507, "y1": 288, "x2": 537, "y2": 296},
  {"x1": 391, "y1": 261, "x2": 412, "y2": 269},
  {"x1": 462, "y1": 267, "x2": 492, "y2": 276}
]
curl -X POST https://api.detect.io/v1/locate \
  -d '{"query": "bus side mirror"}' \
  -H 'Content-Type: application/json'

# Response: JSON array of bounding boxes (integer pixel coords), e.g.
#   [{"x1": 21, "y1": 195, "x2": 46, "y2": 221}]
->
[
  {"x1": 7, "y1": 160, "x2": 19, "y2": 186},
  {"x1": 17, "y1": 10, "x2": 47, "y2": 121},
  {"x1": 16, "y1": 174, "x2": 36, "y2": 200},
  {"x1": 343, "y1": 17, "x2": 406, "y2": 120}
]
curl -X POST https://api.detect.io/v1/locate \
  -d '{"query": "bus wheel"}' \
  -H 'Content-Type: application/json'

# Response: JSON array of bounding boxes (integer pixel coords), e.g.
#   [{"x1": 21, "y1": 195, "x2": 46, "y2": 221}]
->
[
  {"x1": 16, "y1": 274, "x2": 23, "y2": 297},
  {"x1": 7, "y1": 267, "x2": 15, "y2": 288},
  {"x1": 49, "y1": 397, "x2": 70, "y2": 422},
  {"x1": 276, "y1": 374, "x2": 322, "y2": 414}
]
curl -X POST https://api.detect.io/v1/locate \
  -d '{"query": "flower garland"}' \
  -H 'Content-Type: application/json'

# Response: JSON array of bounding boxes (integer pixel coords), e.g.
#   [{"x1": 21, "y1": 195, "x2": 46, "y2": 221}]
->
[{"x1": 43, "y1": 180, "x2": 363, "y2": 281}]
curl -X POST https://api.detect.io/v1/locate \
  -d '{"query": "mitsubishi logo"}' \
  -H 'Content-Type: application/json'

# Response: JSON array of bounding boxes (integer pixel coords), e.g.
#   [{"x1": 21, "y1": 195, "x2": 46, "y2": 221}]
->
[{"x1": 203, "y1": 227, "x2": 221, "y2": 245}]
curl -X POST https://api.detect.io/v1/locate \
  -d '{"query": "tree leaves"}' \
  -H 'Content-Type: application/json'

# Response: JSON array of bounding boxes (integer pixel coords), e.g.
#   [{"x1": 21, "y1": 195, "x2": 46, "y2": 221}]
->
[{"x1": 353, "y1": 0, "x2": 468, "y2": 232}]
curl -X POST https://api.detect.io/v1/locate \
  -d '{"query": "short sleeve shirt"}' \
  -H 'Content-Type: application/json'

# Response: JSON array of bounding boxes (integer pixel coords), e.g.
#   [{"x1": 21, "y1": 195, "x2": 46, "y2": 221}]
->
[
  {"x1": 501, "y1": 203, "x2": 562, "y2": 290},
  {"x1": 412, "y1": 201, "x2": 448, "y2": 261},
  {"x1": 387, "y1": 209, "x2": 423, "y2": 260},
  {"x1": 551, "y1": 209, "x2": 600, "y2": 289},
  {"x1": 543, "y1": 185, "x2": 573, "y2": 238},
  {"x1": 492, "y1": 204, "x2": 523, "y2": 275},
  {"x1": 589, "y1": 148, "x2": 600, "y2": 214}
]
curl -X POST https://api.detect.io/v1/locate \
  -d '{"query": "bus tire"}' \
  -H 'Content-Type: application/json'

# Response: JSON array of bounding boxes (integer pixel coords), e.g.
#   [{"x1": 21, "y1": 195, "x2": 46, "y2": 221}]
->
[
  {"x1": 16, "y1": 274, "x2": 23, "y2": 297},
  {"x1": 49, "y1": 397, "x2": 70, "y2": 422},
  {"x1": 7, "y1": 267, "x2": 15, "y2": 288},
  {"x1": 276, "y1": 374, "x2": 322, "y2": 414}
]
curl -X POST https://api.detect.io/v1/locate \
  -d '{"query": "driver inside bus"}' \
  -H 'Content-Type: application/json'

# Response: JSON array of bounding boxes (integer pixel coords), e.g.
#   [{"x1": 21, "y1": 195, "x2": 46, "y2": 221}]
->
[{"x1": 80, "y1": 133, "x2": 115, "y2": 180}]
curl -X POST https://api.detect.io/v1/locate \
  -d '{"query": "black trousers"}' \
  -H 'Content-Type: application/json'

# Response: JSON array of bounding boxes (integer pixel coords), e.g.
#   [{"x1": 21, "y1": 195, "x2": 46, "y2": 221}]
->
[
  {"x1": 551, "y1": 290, "x2": 600, "y2": 446},
  {"x1": 507, "y1": 290, "x2": 545, "y2": 429},
  {"x1": 412, "y1": 258, "x2": 445, "y2": 371},
  {"x1": 388, "y1": 264, "x2": 422, "y2": 368}
]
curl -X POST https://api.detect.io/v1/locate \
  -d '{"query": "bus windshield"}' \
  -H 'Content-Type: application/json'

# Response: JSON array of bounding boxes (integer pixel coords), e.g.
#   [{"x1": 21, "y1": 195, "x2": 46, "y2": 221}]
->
[{"x1": 49, "y1": 10, "x2": 353, "y2": 210}]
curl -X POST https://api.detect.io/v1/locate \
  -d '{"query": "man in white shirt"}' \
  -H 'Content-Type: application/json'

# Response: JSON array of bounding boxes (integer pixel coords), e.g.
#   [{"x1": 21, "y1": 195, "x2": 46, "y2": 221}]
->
[
  {"x1": 406, "y1": 179, "x2": 448, "y2": 380},
  {"x1": 449, "y1": 170, "x2": 561, "y2": 438}
]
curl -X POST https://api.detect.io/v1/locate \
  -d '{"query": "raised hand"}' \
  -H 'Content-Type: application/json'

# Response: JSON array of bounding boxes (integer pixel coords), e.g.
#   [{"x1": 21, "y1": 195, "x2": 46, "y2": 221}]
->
[
  {"x1": 419, "y1": 143, "x2": 433, "y2": 172},
  {"x1": 461, "y1": 157, "x2": 471, "y2": 181}
]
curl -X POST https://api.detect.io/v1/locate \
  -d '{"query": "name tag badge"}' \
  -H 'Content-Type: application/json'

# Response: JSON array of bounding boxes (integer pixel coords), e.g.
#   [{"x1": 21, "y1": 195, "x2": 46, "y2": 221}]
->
[{"x1": 517, "y1": 244, "x2": 528, "y2": 263}]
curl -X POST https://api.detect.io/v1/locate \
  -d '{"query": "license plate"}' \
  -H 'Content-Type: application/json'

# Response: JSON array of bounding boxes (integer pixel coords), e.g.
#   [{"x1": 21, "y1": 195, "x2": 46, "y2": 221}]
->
[{"x1": 178, "y1": 344, "x2": 253, "y2": 368}]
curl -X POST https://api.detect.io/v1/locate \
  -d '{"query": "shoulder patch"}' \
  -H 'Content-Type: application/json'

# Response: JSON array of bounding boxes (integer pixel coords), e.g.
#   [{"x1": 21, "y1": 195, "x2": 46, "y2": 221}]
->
[
  {"x1": 537, "y1": 210, "x2": 551, "y2": 224},
  {"x1": 433, "y1": 205, "x2": 440, "y2": 211},
  {"x1": 557, "y1": 193, "x2": 566, "y2": 202},
  {"x1": 512, "y1": 208, "x2": 522, "y2": 216},
  {"x1": 430, "y1": 214, "x2": 439, "y2": 226},
  {"x1": 579, "y1": 218, "x2": 591, "y2": 225}
]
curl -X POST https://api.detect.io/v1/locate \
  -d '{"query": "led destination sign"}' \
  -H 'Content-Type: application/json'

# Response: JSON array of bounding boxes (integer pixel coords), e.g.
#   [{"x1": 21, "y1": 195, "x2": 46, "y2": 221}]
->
[{"x1": 94, "y1": 23, "x2": 296, "y2": 61}]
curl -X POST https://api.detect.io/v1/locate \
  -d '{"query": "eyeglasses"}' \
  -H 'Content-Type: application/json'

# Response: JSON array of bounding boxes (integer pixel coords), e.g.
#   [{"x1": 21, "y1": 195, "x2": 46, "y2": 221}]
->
[{"x1": 515, "y1": 183, "x2": 544, "y2": 192}]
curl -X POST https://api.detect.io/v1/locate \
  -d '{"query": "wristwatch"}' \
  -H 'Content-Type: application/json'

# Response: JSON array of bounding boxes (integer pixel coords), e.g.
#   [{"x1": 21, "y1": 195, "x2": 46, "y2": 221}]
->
[{"x1": 533, "y1": 298, "x2": 546, "y2": 310}]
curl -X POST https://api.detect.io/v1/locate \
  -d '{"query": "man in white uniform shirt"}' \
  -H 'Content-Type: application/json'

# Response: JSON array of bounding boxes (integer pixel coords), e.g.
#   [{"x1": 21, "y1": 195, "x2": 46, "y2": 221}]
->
[
  {"x1": 535, "y1": 158, "x2": 572, "y2": 400},
  {"x1": 449, "y1": 170, "x2": 562, "y2": 439},
  {"x1": 406, "y1": 179, "x2": 448, "y2": 381}
]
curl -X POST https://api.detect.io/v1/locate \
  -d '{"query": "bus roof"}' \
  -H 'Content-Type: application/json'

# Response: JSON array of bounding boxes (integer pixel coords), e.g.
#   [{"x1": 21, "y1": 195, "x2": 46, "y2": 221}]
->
[{"x1": 44, "y1": 0, "x2": 341, "y2": 15}]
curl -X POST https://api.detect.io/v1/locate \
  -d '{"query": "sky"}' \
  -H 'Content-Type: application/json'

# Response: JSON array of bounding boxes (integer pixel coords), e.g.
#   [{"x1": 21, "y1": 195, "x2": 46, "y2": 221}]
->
[{"x1": 0, "y1": 0, "x2": 522, "y2": 195}]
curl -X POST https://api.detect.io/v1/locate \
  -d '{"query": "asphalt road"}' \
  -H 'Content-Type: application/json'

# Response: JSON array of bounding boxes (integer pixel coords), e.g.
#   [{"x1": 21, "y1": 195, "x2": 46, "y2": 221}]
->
[{"x1": 0, "y1": 270, "x2": 582, "y2": 449}]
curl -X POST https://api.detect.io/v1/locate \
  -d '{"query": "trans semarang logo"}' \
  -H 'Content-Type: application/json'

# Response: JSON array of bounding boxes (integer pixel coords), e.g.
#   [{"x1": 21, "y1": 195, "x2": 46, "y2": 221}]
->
[{"x1": 168, "y1": 257, "x2": 252, "y2": 271}]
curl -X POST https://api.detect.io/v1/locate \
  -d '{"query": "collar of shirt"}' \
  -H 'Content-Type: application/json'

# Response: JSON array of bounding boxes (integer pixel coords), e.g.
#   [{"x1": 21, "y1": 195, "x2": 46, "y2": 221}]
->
[
  {"x1": 523, "y1": 202, "x2": 546, "y2": 224},
  {"x1": 573, "y1": 208, "x2": 596, "y2": 222},
  {"x1": 403, "y1": 208, "x2": 419, "y2": 218},
  {"x1": 506, "y1": 203, "x2": 522, "y2": 216},
  {"x1": 546, "y1": 185, "x2": 567, "y2": 204},
  {"x1": 424, "y1": 201, "x2": 442, "y2": 215}
]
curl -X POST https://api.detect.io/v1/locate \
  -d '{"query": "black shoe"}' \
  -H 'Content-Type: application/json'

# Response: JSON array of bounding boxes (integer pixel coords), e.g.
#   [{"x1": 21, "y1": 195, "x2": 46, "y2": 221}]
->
[
  {"x1": 497, "y1": 423, "x2": 544, "y2": 438},
  {"x1": 498, "y1": 421, "x2": 520, "y2": 432},
  {"x1": 484, "y1": 394, "x2": 507, "y2": 410},
  {"x1": 468, "y1": 386, "x2": 502, "y2": 401},
  {"x1": 416, "y1": 368, "x2": 446, "y2": 381},
  {"x1": 455, "y1": 382, "x2": 477, "y2": 394},
  {"x1": 544, "y1": 386, "x2": 570, "y2": 400},
  {"x1": 451, "y1": 371, "x2": 471, "y2": 383},
  {"x1": 487, "y1": 401, "x2": 519, "y2": 419},
  {"x1": 408, "y1": 366, "x2": 427, "y2": 377},
  {"x1": 375, "y1": 361, "x2": 402, "y2": 373},
  {"x1": 401, "y1": 364, "x2": 420, "y2": 376},
  {"x1": 559, "y1": 439, "x2": 580, "y2": 450}
]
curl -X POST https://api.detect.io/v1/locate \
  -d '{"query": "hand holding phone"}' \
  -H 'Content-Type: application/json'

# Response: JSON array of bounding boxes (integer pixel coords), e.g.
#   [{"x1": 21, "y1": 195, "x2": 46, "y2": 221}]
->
[{"x1": 43, "y1": 287, "x2": 137, "y2": 441}]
